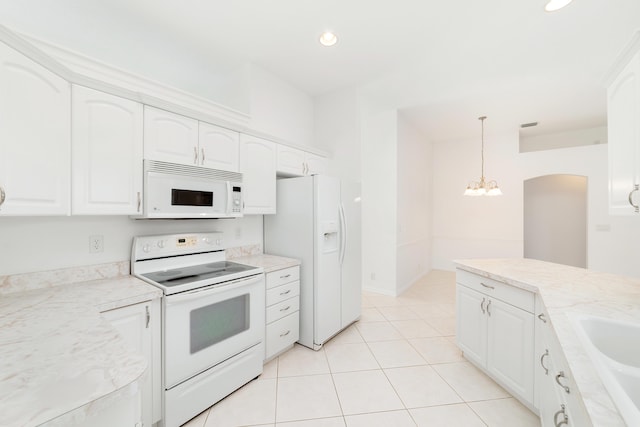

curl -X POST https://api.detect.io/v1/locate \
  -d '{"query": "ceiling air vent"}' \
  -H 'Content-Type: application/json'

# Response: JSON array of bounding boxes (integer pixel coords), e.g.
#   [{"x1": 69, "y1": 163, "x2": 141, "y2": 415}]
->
[{"x1": 520, "y1": 122, "x2": 539, "y2": 128}]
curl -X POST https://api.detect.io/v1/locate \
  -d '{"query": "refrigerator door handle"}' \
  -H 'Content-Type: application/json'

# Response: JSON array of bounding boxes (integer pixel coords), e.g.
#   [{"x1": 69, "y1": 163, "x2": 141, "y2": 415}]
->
[{"x1": 339, "y1": 202, "x2": 347, "y2": 265}]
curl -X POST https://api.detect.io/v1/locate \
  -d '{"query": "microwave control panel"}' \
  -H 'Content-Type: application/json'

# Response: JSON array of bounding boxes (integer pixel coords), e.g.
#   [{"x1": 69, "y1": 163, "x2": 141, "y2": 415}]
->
[{"x1": 232, "y1": 186, "x2": 242, "y2": 213}]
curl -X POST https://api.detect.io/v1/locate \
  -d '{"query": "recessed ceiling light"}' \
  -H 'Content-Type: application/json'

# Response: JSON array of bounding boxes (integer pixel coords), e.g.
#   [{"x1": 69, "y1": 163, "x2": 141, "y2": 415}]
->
[
  {"x1": 545, "y1": 0, "x2": 574, "y2": 12},
  {"x1": 319, "y1": 31, "x2": 338, "y2": 47}
]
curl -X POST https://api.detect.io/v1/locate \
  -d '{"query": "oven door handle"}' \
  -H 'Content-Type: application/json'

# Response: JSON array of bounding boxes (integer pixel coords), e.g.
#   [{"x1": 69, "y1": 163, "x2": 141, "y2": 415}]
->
[{"x1": 166, "y1": 274, "x2": 263, "y2": 305}]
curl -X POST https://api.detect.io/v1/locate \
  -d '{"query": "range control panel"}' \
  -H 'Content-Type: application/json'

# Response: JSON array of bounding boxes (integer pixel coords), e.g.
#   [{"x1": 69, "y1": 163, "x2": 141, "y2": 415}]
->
[{"x1": 132, "y1": 232, "x2": 224, "y2": 260}]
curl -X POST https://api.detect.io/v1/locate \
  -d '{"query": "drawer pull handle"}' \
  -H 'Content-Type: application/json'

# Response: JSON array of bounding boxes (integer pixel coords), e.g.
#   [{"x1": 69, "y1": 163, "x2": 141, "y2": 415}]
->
[
  {"x1": 538, "y1": 313, "x2": 547, "y2": 323},
  {"x1": 280, "y1": 330, "x2": 291, "y2": 337},
  {"x1": 280, "y1": 290, "x2": 291, "y2": 296},
  {"x1": 629, "y1": 184, "x2": 639, "y2": 213},
  {"x1": 480, "y1": 282, "x2": 495, "y2": 290},
  {"x1": 280, "y1": 305, "x2": 291, "y2": 312},
  {"x1": 486, "y1": 299, "x2": 492, "y2": 316},
  {"x1": 480, "y1": 297, "x2": 486, "y2": 314},
  {"x1": 540, "y1": 349, "x2": 549, "y2": 375},
  {"x1": 554, "y1": 404, "x2": 569, "y2": 426},
  {"x1": 280, "y1": 274, "x2": 291, "y2": 279},
  {"x1": 555, "y1": 371, "x2": 571, "y2": 394}
]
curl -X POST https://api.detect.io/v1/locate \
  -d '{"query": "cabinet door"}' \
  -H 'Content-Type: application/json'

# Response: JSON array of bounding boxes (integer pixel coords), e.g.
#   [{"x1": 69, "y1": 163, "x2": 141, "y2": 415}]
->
[
  {"x1": 456, "y1": 284, "x2": 487, "y2": 367},
  {"x1": 276, "y1": 145, "x2": 305, "y2": 176},
  {"x1": 240, "y1": 135, "x2": 276, "y2": 214},
  {"x1": 305, "y1": 153, "x2": 327, "y2": 175},
  {"x1": 608, "y1": 52, "x2": 640, "y2": 215},
  {"x1": 144, "y1": 106, "x2": 199, "y2": 166},
  {"x1": 487, "y1": 297, "x2": 534, "y2": 404},
  {"x1": 102, "y1": 300, "x2": 157, "y2": 427},
  {"x1": 0, "y1": 42, "x2": 70, "y2": 216},
  {"x1": 198, "y1": 122, "x2": 240, "y2": 171},
  {"x1": 72, "y1": 86, "x2": 143, "y2": 214}
]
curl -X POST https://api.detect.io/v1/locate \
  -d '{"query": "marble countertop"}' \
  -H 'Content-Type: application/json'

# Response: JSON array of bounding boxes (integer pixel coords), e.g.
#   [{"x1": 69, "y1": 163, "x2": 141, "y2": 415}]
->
[
  {"x1": 232, "y1": 253, "x2": 301, "y2": 273},
  {"x1": 0, "y1": 275, "x2": 162, "y2": 427},
  {"x1": 454, "y1": 258, "x2": 640, "y2": 427}
]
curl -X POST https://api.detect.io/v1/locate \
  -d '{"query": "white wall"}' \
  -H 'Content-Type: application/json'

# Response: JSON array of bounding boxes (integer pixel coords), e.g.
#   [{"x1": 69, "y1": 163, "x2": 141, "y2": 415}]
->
[
  {"x1": 0, "y1": 216, "x2": 263, "y2": 276},
  {"x1": 249, "y1": 65, "x2": 315, "y2": 147},
  {"x1": 361, "y1": 109, "x2": 398, "y2": 295},
  {"x1": 432, "y1": 131, "x2": 523, "y2": 269},
  {"x1": 524, "y1": 174, "x2": 587, "y2": 268},
  {"x1": 396, "y1": 115, "x2": 432, "y2": 294},
  {"x1": 432, "y1": 132, "x2": 640, "y2": 278},
  {"x1": 314, "y1": 87, "x2": 361, "y2": 183}
]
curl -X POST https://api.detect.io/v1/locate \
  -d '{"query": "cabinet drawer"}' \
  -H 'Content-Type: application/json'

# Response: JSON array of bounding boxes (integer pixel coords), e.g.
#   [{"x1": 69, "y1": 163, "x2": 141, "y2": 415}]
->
[
  {"x1": 266, "y1": 296, "x2": 300, "y2": 324},
  {"x1": 266, "y1": 311, "x2": 299, "y2": 359},
  {"x1": 266, "y1": 281, "x2": 300, "y2": 306},
  {"x1": 266, "y1": 266, "x2": 300, "y2": 289},
  {"x1": 456, "y1": 269, "x2": 534, "y2": 313}
]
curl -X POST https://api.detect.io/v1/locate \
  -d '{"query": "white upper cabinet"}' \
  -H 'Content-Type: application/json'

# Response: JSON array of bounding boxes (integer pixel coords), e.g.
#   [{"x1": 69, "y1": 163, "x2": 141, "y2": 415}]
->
[
  {"x1": 305, "y1": 152, "x2": 327, "y2": 175},
  {"x1": 240, "y1": 135, "x2": 276, "y2": 214},
  {"x1": 276, "y1": 144, "x2": 327, "y2": 177},
  {"x1": 608, "y1": 48, "x2": 640, "y2": 215},
  {"x1": 144, "y1": 106, "x2": 199, "y2": 166},
  {"x1": 72, "y1": 85, "x2": 143, "y2": 215},
  {"x1": 0, "y1": 41, "x2": 70, "y2": 216},
  {"x1": 198, "y1": 122, "x2": 240, "y2": 172}
]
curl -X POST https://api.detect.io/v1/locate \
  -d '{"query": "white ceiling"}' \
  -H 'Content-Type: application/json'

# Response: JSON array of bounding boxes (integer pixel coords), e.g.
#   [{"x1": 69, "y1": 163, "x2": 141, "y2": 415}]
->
[{"x1": 2, "y1": 0, "x2": 640, "y2": 141}]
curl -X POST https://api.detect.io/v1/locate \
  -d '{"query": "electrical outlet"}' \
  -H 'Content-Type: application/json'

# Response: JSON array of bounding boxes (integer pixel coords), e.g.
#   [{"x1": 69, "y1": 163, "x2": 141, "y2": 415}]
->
[
  {"x1": 235, "y1": 227, "x2": 242, "y2": 239},
  {"x1": 89, "y1": 235, "x2": 104, "y2": 253}
]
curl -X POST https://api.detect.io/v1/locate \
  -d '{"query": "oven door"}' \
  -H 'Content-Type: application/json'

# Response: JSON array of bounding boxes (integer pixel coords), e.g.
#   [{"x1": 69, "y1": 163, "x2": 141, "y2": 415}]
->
[{"x1": 164, "y1": 274, "x2": 265, "y2": 389}]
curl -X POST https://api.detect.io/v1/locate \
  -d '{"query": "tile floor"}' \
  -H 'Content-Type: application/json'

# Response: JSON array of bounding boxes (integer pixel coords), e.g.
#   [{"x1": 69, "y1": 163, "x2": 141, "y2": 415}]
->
[{"x1": 182, "y1": 270, "x2": 541, "y2": 427}]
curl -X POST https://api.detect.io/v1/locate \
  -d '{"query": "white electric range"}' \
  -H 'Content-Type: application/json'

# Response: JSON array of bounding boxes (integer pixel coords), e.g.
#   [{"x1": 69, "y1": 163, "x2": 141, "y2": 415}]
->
[{"x1": 131, "y1": 232, "x2": 265, "y2": 427}]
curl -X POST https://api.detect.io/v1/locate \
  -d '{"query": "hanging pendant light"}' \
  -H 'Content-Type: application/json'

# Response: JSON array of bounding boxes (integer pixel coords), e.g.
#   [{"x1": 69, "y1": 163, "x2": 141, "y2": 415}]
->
[{"x1": 464, "y1": 116, "x2": 502, "y2": 196}]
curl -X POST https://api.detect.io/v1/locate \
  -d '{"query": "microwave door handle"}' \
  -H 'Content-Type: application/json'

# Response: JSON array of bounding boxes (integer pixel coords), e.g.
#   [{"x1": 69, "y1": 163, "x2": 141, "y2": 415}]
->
[{"x1": 226, "y1": 181, "x2": 233, "y2": 214}]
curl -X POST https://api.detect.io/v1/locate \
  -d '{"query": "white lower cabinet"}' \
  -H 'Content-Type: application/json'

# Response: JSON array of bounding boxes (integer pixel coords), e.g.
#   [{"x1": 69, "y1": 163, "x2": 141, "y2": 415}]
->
[
  {"x1": 264, "y1": 266, "x2": 300, "y2": 360},
  {"x1": 101, "y1": 299, "x2": 161, "y2": 427},
  {"x1": 535, "y1": 298, "x2": 591, "y2": 427},
  {"x1": 456, "y1": 269, "x2": 535, "y2": 407}
]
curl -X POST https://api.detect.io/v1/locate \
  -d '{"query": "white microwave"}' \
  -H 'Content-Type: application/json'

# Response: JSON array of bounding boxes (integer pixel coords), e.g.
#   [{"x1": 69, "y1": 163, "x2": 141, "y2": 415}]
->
[{"x1": 133, "y1": 160, "x2": 243, "y2": 219}]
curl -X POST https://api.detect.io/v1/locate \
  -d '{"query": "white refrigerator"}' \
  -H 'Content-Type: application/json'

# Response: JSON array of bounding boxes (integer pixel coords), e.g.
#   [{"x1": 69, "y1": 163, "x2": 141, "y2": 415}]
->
[{"x1": 264, "y1": 175, "x2": 361, "y2": 350}]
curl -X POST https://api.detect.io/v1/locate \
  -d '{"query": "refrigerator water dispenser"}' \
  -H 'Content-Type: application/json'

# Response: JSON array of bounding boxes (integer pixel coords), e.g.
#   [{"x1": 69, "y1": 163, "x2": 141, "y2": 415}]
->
[{"x1": 321, "y1": 221, "x2": 339, "y2": 253}]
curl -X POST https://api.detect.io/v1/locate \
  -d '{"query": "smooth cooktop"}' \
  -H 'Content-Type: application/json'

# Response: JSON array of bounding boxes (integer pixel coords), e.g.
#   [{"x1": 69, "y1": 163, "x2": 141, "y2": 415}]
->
[{"x1": 141, "y1": 261, "x2": 259, "y2": 288}]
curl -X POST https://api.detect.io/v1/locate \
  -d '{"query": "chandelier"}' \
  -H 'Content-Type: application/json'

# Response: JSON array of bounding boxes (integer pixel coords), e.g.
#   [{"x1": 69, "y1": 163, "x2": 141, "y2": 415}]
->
[{"x1": 464, "y1": 116, "x2": 502, "y2": 196}]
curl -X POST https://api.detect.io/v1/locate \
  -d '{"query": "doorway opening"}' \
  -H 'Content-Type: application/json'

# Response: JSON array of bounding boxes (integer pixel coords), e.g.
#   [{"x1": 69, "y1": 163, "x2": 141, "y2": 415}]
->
[{"x1": 523, "y1": 174, "x2": 587, "y2": 268}]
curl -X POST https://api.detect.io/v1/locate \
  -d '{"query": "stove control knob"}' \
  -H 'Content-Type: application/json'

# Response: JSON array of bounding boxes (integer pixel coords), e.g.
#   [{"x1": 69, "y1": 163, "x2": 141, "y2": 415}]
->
[
  {"x1": 157, "y1": 240, "x2": 165, "y2": 249},
  {"x1": 142, "y1": 244, "x2": 151, "y2": 253},
  {"x1": 203, "y1": 237, "x2": 212, "y2": 245},
  {"x1": 216, "y1": 238, "x2": 222, "y2": 246}
]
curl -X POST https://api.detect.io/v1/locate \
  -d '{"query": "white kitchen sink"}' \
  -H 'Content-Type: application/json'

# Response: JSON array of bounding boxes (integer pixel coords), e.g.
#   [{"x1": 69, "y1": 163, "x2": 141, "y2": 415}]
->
[{"x1": 571, "y1": 314, "x2": 640, "y2": 427}]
